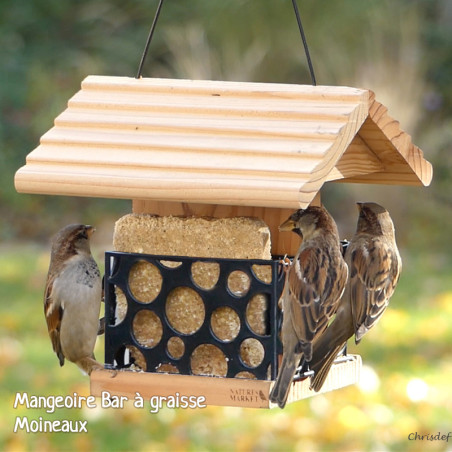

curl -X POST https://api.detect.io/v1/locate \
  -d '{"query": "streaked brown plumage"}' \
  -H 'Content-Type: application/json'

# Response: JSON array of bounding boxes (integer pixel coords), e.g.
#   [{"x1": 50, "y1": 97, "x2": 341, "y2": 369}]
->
[
  {"x1": 269, "y1": 206, "x2": 348, "y2": 408},
  {"x1": 310, "y1": 202, "x2": 402, "y2": 392},
  {"x1": 44, "y1": 224, "x2": 104, "y2": 375}
]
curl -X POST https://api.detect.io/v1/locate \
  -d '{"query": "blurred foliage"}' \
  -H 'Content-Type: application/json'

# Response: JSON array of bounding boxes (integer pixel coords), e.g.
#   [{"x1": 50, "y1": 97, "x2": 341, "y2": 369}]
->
[
  {"x1": 1, "y1": 0, "x2": 452, "y2": 451},
  {"x1": 1, "y1": 246, "x2": 452, "y2": 451},
  {"x1": 1, "y1": 0, "x2": 452, "y2": 246}
]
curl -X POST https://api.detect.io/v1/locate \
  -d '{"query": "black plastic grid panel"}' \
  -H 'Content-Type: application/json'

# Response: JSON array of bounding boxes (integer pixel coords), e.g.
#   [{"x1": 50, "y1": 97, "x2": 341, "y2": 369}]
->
[{"x1": 104, "y1": 251, "x2": 286, "y2": 380}]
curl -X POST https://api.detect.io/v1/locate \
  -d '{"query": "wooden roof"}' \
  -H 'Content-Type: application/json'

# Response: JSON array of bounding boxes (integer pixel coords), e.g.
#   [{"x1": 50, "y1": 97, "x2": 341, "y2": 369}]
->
[{"x1": 15, "y1": 75, "x2": 432, "y2": 209}]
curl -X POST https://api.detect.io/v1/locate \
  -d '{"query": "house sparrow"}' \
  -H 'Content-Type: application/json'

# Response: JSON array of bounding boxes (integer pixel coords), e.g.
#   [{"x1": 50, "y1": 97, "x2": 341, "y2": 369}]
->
[
  {"x1": 269, "y1": 206, "x2": 348, "y2": 408},
  {"x1": 310, "y1": 202, "x2": 402, "y2": 392},
  {"x1": 44, "y1": 224, "x2": 104, "y2": 375}
]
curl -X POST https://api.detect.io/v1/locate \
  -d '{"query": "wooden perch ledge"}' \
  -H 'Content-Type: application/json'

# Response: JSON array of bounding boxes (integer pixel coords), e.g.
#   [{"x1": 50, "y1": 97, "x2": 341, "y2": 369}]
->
[{"x1": 90, "y1": 355, "x2": 362, "y2": 409}]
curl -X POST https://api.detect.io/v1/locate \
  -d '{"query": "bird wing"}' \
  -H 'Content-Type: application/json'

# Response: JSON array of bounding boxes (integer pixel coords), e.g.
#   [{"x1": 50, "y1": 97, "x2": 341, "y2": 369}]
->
[
  {"x1": 288, "y1": 245, "x2": 346, "y2": 347},
  {"x1": 349, "y1": 237, "x2": 401, "y2": 342},
  {"x1": 44, "y1": 273, "x2": 65, "y2": 366}
]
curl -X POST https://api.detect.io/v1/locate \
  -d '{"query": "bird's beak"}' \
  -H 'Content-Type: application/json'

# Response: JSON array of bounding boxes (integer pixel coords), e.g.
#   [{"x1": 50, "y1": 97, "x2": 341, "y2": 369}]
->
[
  {"x1": 279, "y1": 218, "x2": 296, "y2": 232},
  {"x1": 86, "y1": 225, "x2": 96, "y2": 238},
  {"x1": 356, "y1": 202, "x2": 363, "y2": 211}
]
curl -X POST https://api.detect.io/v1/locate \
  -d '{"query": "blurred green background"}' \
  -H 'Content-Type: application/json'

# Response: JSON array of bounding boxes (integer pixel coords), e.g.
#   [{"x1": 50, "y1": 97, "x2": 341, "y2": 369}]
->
[{"x1": 1, "y1": 0, "x2": 452, "y2": 450}]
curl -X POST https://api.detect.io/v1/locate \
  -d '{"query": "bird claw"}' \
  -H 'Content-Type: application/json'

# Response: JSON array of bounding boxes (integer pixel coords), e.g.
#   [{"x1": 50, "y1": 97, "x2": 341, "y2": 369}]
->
[
  {"x1": 278, "y1": 255, "x2": 292, "y2": 278},
  {"x1": 279, "y1": 255, "x2": 291, "y2": 267},
  {"x1": 107, "y1": 369, "x2": 118, "y2": 378},
  {"x1": 91, "y1": 366, "x2": 118, "y2": 378}
]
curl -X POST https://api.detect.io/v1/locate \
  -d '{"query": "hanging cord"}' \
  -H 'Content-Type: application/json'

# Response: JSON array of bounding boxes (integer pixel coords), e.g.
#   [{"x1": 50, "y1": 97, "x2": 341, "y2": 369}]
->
[
  {"x1": 136, "y1": 0, "x2": 317, "y2": 85},
  {"x1": 136, "y1": 0, "x2": 166, "y2": 79},
  {"x1": 291, "y1": 0, "x2": 317, "y2": 86}
]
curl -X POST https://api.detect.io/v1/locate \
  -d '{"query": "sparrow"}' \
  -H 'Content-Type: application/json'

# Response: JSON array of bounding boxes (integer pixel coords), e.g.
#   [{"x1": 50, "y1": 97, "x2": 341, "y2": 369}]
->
[
  {"x1": 269, "y1": 206, "x2": 348, "y2": 408},
  {"x1": 44, "y1": 224, "x2": 104, "y2": 375},
  {"x1": 309, "y1": 202, "x2": 402, "y2": 392}
]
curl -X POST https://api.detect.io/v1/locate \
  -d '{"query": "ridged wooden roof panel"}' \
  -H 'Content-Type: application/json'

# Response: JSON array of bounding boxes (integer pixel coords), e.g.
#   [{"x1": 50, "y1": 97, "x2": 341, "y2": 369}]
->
[{"x1": 15, "y1": 76, "x2": 432, "y2": 208}]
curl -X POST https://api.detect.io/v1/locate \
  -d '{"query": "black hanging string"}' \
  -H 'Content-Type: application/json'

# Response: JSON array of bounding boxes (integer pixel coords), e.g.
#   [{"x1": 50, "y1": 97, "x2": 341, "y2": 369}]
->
[
  {"x1": 136, "y1": 0, "x2": 317, "y2": 86},
  {"x1": 291, "y1": 0, "x2": 317, "y2": 86},
  {"x1": 136, "y1": 0, "x2": 166, "y2": 79}
]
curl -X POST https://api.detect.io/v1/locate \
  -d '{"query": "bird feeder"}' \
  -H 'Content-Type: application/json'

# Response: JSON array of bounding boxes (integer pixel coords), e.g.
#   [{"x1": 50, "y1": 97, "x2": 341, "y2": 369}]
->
[{"x1": 15, "y1": 75, "x2": 432, "y2": 408}]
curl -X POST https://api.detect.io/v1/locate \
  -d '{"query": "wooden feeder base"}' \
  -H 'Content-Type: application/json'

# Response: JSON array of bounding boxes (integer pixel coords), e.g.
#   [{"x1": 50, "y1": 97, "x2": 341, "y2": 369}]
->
[{"x1": 90, "y1": 354, "x2": 361, "y2": 409}]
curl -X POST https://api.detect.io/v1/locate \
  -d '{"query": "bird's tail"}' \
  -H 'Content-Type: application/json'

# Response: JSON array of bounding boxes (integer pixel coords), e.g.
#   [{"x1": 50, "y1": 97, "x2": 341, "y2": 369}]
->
[
  {"x1": 309, "y1": 303, "x2": 354, "y2": 392},
  {"x1": 269, "y1": 353, "x2": 301, "y2": 409},
  {"x1": 309, "y1": 342, "x2": 346, "y2": 392}
]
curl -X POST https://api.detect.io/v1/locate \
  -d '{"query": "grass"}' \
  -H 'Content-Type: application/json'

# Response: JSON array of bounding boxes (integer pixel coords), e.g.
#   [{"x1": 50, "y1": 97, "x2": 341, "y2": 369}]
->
[{"x1": 1, "y1": 244, "x2": 452, "y2": 451}]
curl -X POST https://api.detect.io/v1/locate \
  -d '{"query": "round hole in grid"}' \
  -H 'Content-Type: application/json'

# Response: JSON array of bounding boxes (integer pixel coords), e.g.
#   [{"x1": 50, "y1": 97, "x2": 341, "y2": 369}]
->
[
  {"x1": 166, "y1": 287, "x2": 205, "y2": 335},
  {"x1": 167, "y1": 336, "x2": 185, "y2": 360},
  {"x1": 246, "y1": 293, "x2": 270, "y2": 336},
  {"x1": 132, "y1": 310, "x2": 163, "y2": 348},
  {"x1": 227, "y1": 270, "x2": 251, "y2": 297},
  {"x1": 191, "y1": 261, "x2": 220, "y2": 290},
  {"x1": 240, "y1": 338, "x2": 265, "y2": 368},
  {"x1": 210, "y1": 307, "x2": 240, "y2": 342},
  {"x1": 159, "y1": 260, "x2": 182, "y2": 269},
  {"x1": 113, "y1": 286, "x2": 127, "y2": 325},
  {"x1": 235, "y1": 371, "x2": 257, "y2": 380},
  {"x1": 155, "y1": 363, "x2": 180, "y2": 374},
  {"x1": 115, "y1": 345, "x2": 147, "y2": 371},
  {"x1": 251, "y1": 264, "x2": 272, "y2": 284},
  {"x1": 128, "y1": 260, "x2": 162, "y2": 303},
  {"x1": 190, "y1": 344, "x2": 228, "y2": 377}
]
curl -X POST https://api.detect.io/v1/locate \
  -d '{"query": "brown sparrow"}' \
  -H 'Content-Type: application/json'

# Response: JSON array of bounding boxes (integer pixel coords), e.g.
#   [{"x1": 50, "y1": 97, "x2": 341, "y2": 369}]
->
[
  {"x1": 44, "y1": 224, "x2": 104, "y2": 375},
  {"x1": 310, "y1": 202, "x2": 402, "y2": 392},
  {"x1": 269, "y1": 206, "x2": 348, "y2": 408}
]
